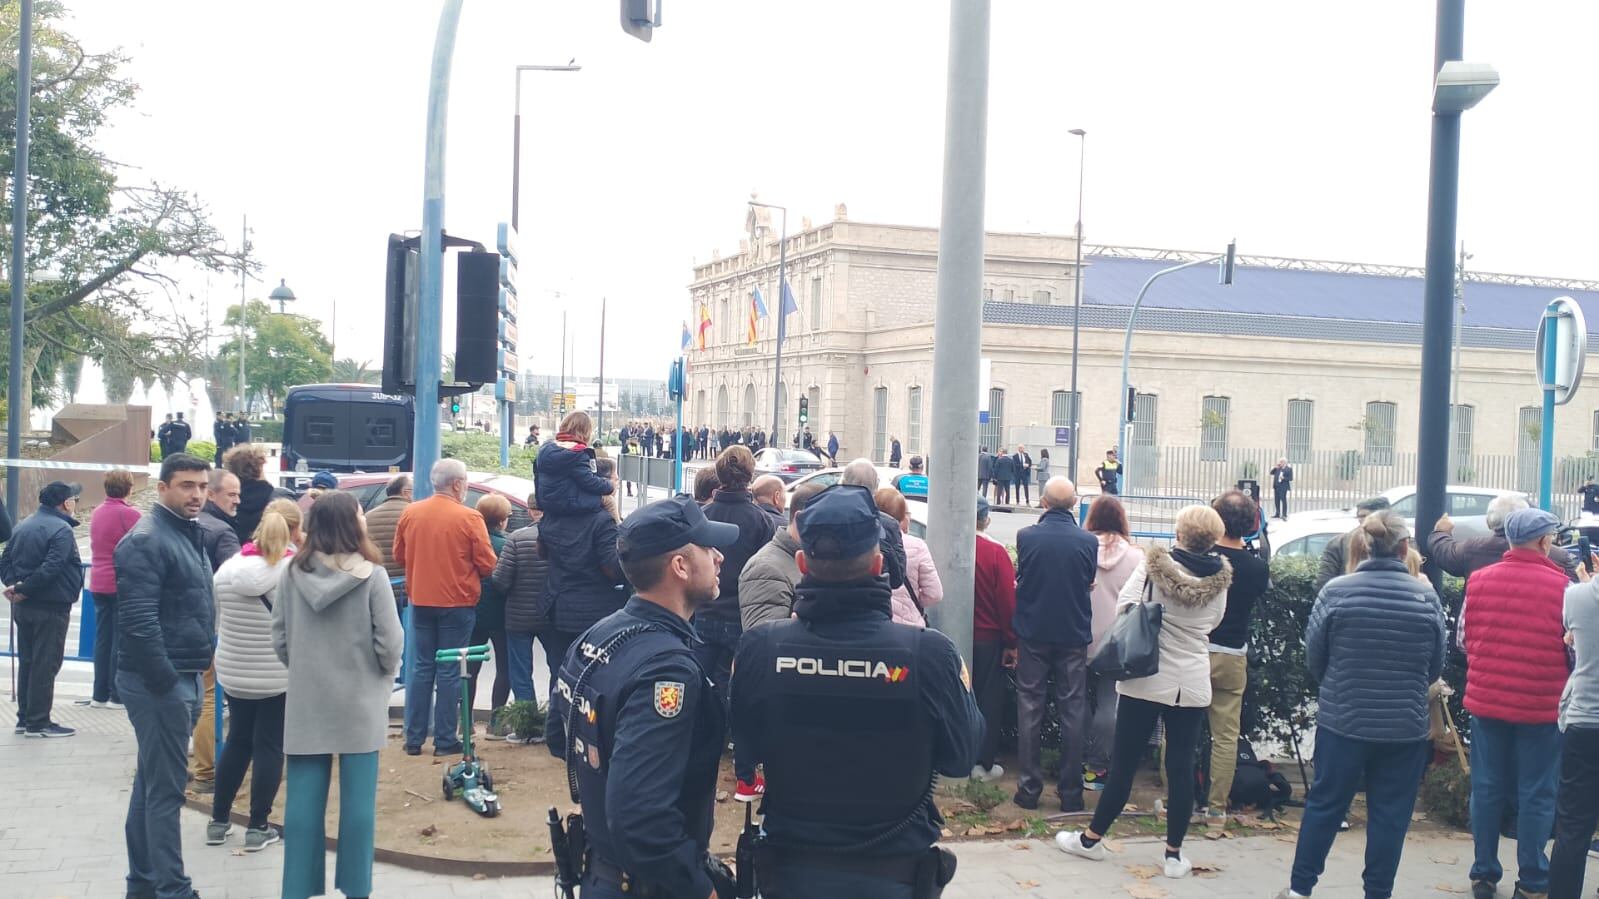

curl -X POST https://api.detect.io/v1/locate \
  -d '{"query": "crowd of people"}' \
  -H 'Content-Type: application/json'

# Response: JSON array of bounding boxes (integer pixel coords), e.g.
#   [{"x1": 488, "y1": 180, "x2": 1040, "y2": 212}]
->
[
  {"x1": 609, "y1": 419, "x2": 844, "y2": 467},
  {"x1": 9, "y1": 411, "x2": 1599, "y2": 897}
]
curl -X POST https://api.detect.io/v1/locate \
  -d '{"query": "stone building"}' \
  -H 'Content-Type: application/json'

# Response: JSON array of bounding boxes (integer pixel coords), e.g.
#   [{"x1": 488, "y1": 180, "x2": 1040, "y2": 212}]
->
[{"x1": 686, "y1": 204, "x2": 1599, "y2": 495}]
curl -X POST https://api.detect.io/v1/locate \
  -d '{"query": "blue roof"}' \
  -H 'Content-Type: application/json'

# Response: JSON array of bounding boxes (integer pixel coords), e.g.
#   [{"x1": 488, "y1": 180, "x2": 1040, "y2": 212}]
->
[{"x1": 1084, "y1": 255, "x2": 1599, "y2": 334}]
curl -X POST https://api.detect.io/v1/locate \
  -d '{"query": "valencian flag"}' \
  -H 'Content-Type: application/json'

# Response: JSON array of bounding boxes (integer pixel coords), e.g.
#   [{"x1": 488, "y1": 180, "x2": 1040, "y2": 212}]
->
[
  {"x1": 697, "y1": 303, "x2": 712, "y2": 350},
  {"x1": 748, "y1": 285, "x2": 769, "y2": 347}
]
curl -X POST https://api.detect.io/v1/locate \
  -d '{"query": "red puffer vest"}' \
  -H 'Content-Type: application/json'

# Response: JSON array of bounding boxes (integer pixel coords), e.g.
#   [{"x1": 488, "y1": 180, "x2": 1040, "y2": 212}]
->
[{"x1": 1462, "y1": 548, "x2": 1570, "y2": 724}]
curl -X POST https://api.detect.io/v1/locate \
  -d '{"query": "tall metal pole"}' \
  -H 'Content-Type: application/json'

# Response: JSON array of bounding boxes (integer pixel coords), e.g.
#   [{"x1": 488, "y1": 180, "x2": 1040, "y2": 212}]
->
[
  {"x1": 238, "y1": 215, "x2": 246, "y2": 413},
  {"x1": 412, "y1": 0, "x2": 465, "y2": 500},
  {"x1": 597, "y1": 296, "x2": 606, "y2": 440},
  {"x1": 1066, "y1": 128, "x2": 1086, "y2": 483},
  {"x1": 1116, "y1": 255, "x2": 1222, "y2": 487},
  {"x1": 1415, "y1": 0, "x2": 1466, "y2": 574},
  {"x1": 1448, "y1": 241, "x2": 1465, "y2": 477},
  {"x1": 924, "y1": 0, "x2": 991, "y2": 662},
  {"x1": 507, "y1": 63, "x2": 579, "y2": 469},
  {"x1": 1538, "y1": 301, "x2": 1559, "y2": 511},
  {"x1": 558, "y1": 309, "x2": 566, "y2": 416},
  {"x1": 7, "y1": 0, "x2": 31, "y2": 514},
  {"x1": 772, "y1": 209, "x2": 787, "y2": 443}
]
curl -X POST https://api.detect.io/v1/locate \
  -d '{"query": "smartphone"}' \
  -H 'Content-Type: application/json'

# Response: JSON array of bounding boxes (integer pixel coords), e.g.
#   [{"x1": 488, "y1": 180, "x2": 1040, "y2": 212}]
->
[{"x1": 1581, "y1": 535, "x2": 1594, "y2": 574}]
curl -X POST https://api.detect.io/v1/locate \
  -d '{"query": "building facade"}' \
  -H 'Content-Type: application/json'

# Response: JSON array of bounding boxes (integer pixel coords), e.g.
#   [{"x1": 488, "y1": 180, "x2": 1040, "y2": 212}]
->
[{"x1": 685, "y1": 204, "x2": 1599, "y2": 494}]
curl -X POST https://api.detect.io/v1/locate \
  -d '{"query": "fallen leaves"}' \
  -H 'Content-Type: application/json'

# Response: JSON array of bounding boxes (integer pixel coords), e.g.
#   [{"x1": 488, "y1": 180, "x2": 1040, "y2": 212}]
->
[
  {"x1": 1017, "y1": 880, "x2": 1041, "y2": 889},
  {"x1": 1429, "y1": 854, "x2": 1459, "y2": 866},
  {"x1": 1012, "y1": 842, "x2": 1032, "y2": 850},
  {"x1": 715, "y1": 790, "x2": 730, "y2": 802},
  {"x1": 1191, "y1": 862, "x2": 1223, "y2": 879},
  {"x1": 1124, "y1": 864, "x2": 1162, "y2": 879},
  {"x1": 471, "y1": 873, "x2": 487, "y2": 881},
  {"x1": 1123, "y1": 882, "x2": 1169, "y2": 898},
  {"x1": 1433, "y1": 884, "x2": 1467, "y2": 894},
  {"x1": 419, "y1": 824, "x2": 437, "y2": 837}
]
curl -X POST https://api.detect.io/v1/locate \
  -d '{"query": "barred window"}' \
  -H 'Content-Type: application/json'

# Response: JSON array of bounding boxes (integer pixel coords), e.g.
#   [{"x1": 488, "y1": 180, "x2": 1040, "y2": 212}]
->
[
  {"x1": 1286, "y1": 399, "x2": 1313, "y2": 463},
  {"x1": 1363, "y1": 401, "x2": 1397, "y2": 466},
  {"x1": 1200, "y1": 396, "x2": 1229, "y2": 461}
]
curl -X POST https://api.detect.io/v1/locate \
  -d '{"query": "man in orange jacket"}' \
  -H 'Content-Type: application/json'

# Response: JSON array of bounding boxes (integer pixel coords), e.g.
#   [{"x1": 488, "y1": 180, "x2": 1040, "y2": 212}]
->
[{"x1": 394, "y1": 459, "x2": 498, "y2": 756}]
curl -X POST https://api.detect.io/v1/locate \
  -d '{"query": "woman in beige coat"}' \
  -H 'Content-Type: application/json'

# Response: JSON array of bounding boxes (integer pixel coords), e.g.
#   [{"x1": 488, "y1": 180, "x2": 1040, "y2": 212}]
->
[{"x1": 1058, "y1": 505, "x2": 1232, "y2": 880}]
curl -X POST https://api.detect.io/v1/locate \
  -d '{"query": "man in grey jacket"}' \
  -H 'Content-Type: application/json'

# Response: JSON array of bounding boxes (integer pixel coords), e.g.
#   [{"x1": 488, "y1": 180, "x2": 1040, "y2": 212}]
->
[
  {"x1": 1550, "y1": 569, "x2": 1599, "y2": 897},
  {"x1": 1312, "y1": 496, "x2": 1391, "y2": 594},
  {"x1": 739, "y1": 482, "x2": 824, "y2": 630}
]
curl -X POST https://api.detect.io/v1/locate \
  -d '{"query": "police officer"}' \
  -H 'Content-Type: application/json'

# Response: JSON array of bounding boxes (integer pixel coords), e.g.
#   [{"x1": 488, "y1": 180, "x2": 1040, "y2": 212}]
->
[
  {"x1": 548, "y1": 495, "x2": 740, "y2": 898},
  {"x1": 731, "y1": 484, "x2": 984, "y2": 898}
]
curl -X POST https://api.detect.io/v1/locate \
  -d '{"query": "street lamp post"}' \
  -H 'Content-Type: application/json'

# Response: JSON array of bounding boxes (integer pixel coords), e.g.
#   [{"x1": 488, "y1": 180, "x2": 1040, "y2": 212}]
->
[
  {"x1": 6, "y1": 0, "x2": 30, "y2": 516},
  {"x1": 508, "y1": 62, "x2": 579, "y2": 466},
  {"x1": 268, "y1": 278, "x2": 296, "y2": 315},
  {"x1": 1066, "y1": 128, "x2": 1086, "y2": 483},
  {"x1": 1416, "y1": 0, "x2": 1497, "y2": 573},
  {"x1": 749, "y1": 199, "x2": 788, "y2": 444}
]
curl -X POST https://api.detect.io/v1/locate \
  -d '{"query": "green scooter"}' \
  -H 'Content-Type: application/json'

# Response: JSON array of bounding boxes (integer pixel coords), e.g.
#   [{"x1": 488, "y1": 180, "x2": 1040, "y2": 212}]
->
[{"x1": 435, "y1": 643, "x2": 501, "y2": 818}]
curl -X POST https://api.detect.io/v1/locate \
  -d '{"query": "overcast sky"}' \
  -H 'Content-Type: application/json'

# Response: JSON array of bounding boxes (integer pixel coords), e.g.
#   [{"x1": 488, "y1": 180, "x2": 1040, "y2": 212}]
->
[{"x1": 65, "y1": 1, "x2": 1599, "y2": 381}]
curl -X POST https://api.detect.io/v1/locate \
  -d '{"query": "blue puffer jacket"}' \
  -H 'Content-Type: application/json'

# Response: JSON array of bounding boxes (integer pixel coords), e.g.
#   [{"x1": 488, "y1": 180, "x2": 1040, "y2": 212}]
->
[
  {"x1": 115, "y1": 504, "x2": 216, "y2": 694},
  {"x1": 1307, "y1": 557, "x2": 1446, "y2": 742},
  {"x1": 0, "y1": 505, "x2": 83, "y2": 605},
  {"x1": 540, "y1": 505, "x2": 628, "y2": 635},
  {"x1": 534, "y1": 439, "x2": 613, "y2": 516}
]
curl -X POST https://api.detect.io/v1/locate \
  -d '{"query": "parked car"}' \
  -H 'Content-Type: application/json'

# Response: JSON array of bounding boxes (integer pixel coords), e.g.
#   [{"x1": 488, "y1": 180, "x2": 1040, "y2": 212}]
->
[
  {"x1": 1288, "y1": 484, "x2": 1517, "y2": 540},
  {"x1": 784, "y1": 465, "x2": 904, "y2": 496},
  {"x1": 335, "y1": 471, "x2": 537, "y2": 533},
  {"x1": 753, "y1": 448, "x2": 827, "y2": 482},
  {"x1": 1267, "y1": 516, "x2": 1357, "y2": 561}
]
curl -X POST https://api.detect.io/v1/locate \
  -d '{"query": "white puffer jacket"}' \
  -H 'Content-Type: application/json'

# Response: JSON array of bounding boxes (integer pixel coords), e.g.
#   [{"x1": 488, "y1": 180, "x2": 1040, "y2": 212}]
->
[
  {"x1": 214, "y1": 549, "x2": 291, "y2": 699},
  {"x1": 1114, "y1": 545, "x2": 1232, "y2": 708}
]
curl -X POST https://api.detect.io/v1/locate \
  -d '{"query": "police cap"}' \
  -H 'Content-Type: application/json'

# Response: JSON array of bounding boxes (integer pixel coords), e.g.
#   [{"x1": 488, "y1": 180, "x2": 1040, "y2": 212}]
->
[
  {"x1": 795, "y1": 484, "x2": 880, "y2": 560},
  {"x1": 618, "y1": 494, "x2": 740, "y2": 561}
]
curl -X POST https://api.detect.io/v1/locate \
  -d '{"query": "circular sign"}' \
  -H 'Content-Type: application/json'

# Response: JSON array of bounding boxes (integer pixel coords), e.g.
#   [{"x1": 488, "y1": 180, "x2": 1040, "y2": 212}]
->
[{"x1": 1533, "y1": 296, "x2": 1588, "y2": 405}]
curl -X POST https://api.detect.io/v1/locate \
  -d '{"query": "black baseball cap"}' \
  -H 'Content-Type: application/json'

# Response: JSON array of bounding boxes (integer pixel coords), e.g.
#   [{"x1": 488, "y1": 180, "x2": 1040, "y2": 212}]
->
[
  {"x1": 796, "y1": 484, "x2": 882, "y2": 560},
  {"x1": 40, "y1": 481, "x2": 81, "y2": 507},
  {"x1": 618, "y1": 495, "x2": 739, "y2": 562}
]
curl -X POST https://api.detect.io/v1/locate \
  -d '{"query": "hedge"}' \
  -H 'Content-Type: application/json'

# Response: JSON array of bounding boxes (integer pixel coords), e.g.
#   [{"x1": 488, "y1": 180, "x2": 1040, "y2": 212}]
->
[{"x1": 1003, "y1": 553, "x2": 1470, "y2": 776}]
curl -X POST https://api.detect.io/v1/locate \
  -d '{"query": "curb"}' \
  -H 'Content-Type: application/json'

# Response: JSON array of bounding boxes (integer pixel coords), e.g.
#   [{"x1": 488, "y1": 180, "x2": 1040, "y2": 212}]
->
[{"x1": 186, "y1": 796, "x2": 556, "y2": 878}]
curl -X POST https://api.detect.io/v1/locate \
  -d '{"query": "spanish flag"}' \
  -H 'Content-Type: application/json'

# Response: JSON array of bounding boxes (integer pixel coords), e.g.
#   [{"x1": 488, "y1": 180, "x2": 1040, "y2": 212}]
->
[{"x1": 697, "y1": 303, "x2": 712, "y2": 350}]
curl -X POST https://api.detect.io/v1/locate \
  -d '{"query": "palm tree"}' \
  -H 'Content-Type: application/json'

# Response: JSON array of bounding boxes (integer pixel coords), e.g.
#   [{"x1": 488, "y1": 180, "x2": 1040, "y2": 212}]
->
[{"x1": 331, "y1": 358, "x2": 380, "y2": 385}]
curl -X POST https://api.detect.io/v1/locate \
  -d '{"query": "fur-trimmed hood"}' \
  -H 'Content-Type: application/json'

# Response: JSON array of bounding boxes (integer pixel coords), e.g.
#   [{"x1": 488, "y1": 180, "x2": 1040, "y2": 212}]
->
[{"x1": 1144, "y1": 544, "x2": 1233, "y2": 608}]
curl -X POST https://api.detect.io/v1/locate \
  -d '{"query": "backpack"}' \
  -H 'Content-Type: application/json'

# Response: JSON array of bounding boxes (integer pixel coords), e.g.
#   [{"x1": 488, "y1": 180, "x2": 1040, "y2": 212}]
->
[{"x1": 1229, "y1": 739, "x2": 1293, "y2": 816}]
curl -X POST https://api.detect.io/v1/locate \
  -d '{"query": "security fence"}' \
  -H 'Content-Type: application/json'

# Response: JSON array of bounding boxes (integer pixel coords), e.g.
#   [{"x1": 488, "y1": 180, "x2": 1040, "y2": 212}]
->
[{"x1": 1124, "y1": 444, "x2": 1599, "y2": 517}]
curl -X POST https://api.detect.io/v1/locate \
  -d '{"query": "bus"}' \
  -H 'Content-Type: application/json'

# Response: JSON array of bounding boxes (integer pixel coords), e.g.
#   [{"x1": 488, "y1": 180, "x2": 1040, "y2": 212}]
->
[{"x1": 280, "y1": 384, "x2": 414, "y2": 477}]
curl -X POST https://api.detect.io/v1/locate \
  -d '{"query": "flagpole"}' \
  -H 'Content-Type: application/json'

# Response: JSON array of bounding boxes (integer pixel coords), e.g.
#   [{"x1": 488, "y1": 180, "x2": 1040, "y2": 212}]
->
[{"x1": 750, "y1": 200, "x2": 788, "y2": 442}]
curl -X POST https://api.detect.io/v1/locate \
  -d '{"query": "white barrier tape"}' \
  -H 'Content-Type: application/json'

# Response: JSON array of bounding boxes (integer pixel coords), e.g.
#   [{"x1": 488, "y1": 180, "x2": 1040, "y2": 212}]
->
[{"x1": 0, "y1": 458, "x2": 137, "y2": 472}]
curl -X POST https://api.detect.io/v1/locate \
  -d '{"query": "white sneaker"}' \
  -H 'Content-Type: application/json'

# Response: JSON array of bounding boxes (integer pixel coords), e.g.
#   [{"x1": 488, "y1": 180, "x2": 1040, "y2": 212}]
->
[
  {"x1": 1162, "y1": 852, "x2": 1192, "y2": 879},
  {"x1": 1055, "y1": 830, "x2": 1108, "y2": 861},
  {"x1": 969, "y1": 764, "x2": 1004, "y2": 783}
]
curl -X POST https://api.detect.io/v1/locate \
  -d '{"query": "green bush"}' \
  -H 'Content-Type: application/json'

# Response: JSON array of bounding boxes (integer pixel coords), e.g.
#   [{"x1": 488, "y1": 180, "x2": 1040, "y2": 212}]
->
[
  {"x1": 441, "y1": 430, "x2": 537, "y2": 474},
  {"x1": 1418, "y1": 760, "x2": 1471, "y2": 827},
  {"x1": 950, "y1": 777, "x2": 1006, "y2": 812},
  {"x1": 186, "y1": 440, "x2": 217, "y2": 463},
  {"x1": 495, "y1": 700, "x2": 547, "y2": 743},
  {"x1": 252, "y1": 419, "x2": 284, "y2": 443}
]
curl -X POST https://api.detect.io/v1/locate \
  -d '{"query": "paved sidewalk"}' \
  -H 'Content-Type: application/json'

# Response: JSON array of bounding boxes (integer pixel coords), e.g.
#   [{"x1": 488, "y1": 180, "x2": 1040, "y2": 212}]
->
[{"x1": 2, "y1": 697, "x2": 1595, "y2": 898}]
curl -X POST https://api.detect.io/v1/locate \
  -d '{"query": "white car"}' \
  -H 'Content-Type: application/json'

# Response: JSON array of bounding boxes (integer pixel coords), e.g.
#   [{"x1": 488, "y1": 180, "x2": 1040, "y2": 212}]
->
[
  {"x1": 1288, "y1": 484, "x2": 1518, "y2": 540},
  {"x1": 1267, "y1": 516, "x2": 1356, "y2": 561},
  {"x1": 785, "y1": 465, "x2": 904, "y2": 496}
]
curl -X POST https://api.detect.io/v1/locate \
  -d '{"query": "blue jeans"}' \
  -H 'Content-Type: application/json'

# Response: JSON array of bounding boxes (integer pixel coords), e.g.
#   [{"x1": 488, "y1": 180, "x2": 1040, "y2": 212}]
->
[
  {"x1": 403, "y1": 605, "x2": 476, "y2": 751},
  {"x1": 282, "y1": 752, "x2": 378, "y2": 899},
  {"x1": 120, "y1": 670, "x2": 203, "y2": 899},
  {"x1": 1290, "y1": 729, "x2": 1430, "y2": 898},
  {"x1": 1469, "y1": 717, "x2": 1562, "y2": 893},
  {"x1": 505, "y1": 629, "x2": 539, "y2": 703}
]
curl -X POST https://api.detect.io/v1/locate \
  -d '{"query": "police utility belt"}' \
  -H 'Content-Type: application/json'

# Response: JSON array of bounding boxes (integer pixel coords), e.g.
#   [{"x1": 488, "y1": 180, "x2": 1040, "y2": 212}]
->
[{"x1": 754, "y1": 843, "x2": 958, "y2": 897}]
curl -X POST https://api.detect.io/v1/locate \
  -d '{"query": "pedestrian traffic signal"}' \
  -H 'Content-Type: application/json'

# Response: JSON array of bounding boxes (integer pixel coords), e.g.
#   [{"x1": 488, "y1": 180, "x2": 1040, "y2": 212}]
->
[
  {"x1": 798, "y1": 396, "x2": 809, "y2": 425},
  {"x1": 451, "y1": 399, "x2": 462, "y2": 415}
]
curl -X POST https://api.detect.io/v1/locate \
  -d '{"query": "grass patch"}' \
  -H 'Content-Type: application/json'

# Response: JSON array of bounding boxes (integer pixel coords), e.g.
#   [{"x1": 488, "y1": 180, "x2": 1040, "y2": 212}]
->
[{"x1": 948, "y1": 778, "x2": 1007, "y2": 812}]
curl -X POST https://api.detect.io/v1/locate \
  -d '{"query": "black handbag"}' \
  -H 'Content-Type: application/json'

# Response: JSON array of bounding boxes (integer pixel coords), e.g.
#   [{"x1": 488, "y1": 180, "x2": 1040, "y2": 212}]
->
[{"x1": 1088, "y1": 577, "x2": 1163, "y2": 681}]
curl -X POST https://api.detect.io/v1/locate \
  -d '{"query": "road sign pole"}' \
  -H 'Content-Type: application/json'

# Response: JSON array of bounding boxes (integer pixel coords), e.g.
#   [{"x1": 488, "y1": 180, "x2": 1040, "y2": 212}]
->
[{"x1": 1540, "y1": 302, "x2": 1562, "y2": 511}]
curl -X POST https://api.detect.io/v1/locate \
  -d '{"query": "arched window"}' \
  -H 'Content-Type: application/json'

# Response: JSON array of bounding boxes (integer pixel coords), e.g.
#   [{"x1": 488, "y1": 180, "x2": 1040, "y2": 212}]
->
[
  {"x1": 743, "y1": 383, "x2": 757, "y2": 428},
  {"x1": 717, "y1": 385, "x2": 730, "y2": 428}
]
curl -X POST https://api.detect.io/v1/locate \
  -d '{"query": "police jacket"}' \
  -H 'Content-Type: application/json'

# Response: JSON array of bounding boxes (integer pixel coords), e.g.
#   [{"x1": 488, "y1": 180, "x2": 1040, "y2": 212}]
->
[
  {"x1": 0, "y1": 505, "x2": 83, "y2": 605},
  {"x1": 548, "y1": 597, "x2": 723, "y2": 899},
  {"x1": 731, "y1": 576, "x2": 983, "y2": 857},
  {"x1": 115, "y1": 504, "x2": 216, "y2": 694}
]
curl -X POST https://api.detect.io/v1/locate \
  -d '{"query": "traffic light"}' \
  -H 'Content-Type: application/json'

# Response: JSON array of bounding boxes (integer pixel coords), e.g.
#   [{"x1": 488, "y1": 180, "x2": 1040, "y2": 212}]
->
[
  {"x1": 798, "y1": 396, "x2": 809, "y2": 425},
  {"x1": 451, "y1": 398, "x2": 462, "y2": 416}
]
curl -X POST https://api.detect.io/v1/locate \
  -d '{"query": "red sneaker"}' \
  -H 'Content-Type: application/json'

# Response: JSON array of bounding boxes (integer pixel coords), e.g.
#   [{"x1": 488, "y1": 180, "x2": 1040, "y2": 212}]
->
[{"x1": 734, "y1": 775, "x2": 765, "y2": 803}]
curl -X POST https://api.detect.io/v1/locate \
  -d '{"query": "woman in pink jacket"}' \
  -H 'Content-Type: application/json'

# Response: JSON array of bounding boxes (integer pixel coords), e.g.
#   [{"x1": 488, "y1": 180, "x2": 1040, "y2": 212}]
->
[
  {"x1": 875, "y1": 488, "x2": 942, "y2": 625},
  {"x1": 87, "y1": 469, "x2": 142, "y2": 708},
  {"x1": 1083, "y1": 495, "x2": 1140, "y2": 789}
]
